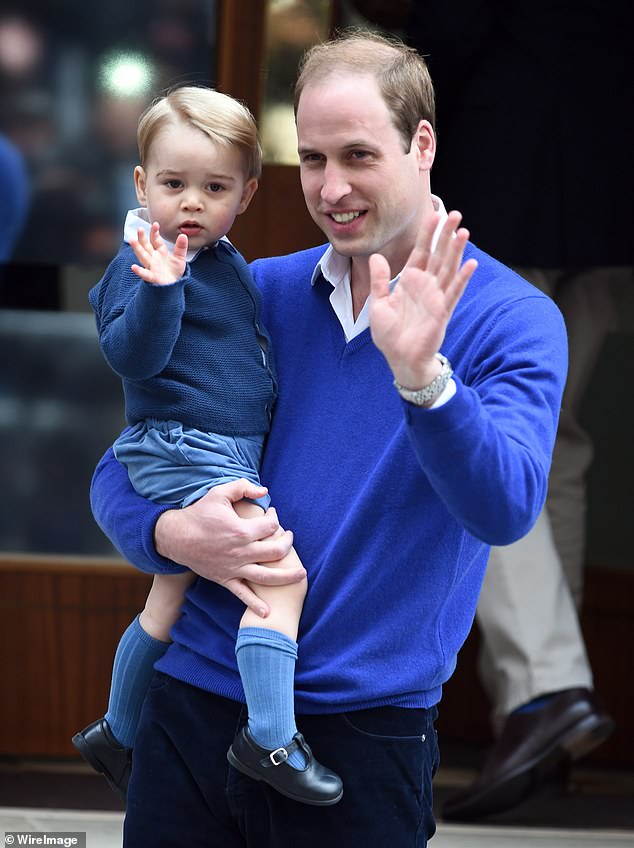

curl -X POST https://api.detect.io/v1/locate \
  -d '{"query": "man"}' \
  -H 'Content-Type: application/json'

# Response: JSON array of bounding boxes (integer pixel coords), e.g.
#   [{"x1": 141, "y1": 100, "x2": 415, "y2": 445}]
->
[
  {"x1": 348, "y1": 0, "x2": 619, "y2": 820},
  {"x1": 402, "y1": 0, "x2": 622, "y2": 820},
  {"x1": 88, "y1": 32, "x2": 567, "y2": 846}
]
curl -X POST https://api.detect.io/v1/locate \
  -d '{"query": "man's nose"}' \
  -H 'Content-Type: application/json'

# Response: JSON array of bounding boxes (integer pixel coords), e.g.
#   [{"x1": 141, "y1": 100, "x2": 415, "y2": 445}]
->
[{"x1": 320, "y1": 163, "x2": 351, "y2": 205}]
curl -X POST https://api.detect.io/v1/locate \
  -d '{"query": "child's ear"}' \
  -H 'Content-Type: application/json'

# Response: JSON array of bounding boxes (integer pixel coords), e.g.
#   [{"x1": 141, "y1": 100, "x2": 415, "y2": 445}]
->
[
  {"x1": 237, "y1": 178, "x2": 258, "y2": 214},
  {"x1": 133, "y1": 166, "x2": 147, "y2": 205}
]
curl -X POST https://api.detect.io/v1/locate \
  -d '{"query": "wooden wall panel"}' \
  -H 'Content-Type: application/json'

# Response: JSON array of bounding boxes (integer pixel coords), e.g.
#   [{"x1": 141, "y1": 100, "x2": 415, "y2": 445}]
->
[
  {"x1": 0, "y1": 558, "x2": 151, "y2": 758},
  {"x1": 1, "y1": 557, "x2": 632, "y2": 763}
]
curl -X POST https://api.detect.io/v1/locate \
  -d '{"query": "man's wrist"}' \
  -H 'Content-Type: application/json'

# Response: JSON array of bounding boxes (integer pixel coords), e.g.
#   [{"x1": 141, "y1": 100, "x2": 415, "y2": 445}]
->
[
  {"x1": 393, "y1": 354, "x2": 453, "y2": 407},
  {"x1": 392, "y1": 356, "x2": 443, "y2": 392},
  {"x1": 154, "y1": 508, "x2": 178, "y2": 560}
]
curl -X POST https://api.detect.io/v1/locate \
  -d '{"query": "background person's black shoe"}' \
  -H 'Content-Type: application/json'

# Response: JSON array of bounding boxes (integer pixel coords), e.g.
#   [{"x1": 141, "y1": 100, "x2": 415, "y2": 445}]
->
[
  {"x1": 72, "y1": 717, "x2": 131, "y2": 802},
  {"x1": 227, "y1": 727, "x2": 343, "y2": 806},
  {"x1": 442, "y1": 687, "x2": 615, "y2": 821}
]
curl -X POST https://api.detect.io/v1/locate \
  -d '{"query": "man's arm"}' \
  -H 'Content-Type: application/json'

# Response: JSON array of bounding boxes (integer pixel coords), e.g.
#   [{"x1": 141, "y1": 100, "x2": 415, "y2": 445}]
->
[
  {"x1": 369, "y1": 210, "x2": 566, "y2": 545},
  {"x1": 91, "y1": 448, "x2": 301, "y2": 615}
]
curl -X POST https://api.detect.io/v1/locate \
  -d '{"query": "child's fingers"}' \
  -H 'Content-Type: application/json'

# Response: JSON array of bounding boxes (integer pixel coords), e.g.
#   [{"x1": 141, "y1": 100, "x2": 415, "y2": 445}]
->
[
  {"x1": 130, "y1": 239, "x2": 152, "y2": 268},
  {"x1": 131, "y1": 263, "x2": 155, "y2": 282},
  {"x1": 173, "y1": 233, "x2": 189, "y2": 263},
  {"x1": 150, "y1": 222, "x2": 164, "y2": 250}
]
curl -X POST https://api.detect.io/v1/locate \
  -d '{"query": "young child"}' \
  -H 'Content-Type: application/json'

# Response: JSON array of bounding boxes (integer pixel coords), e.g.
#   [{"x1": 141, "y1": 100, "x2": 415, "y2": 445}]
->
[{"x1": 72, "y1": 86, "x2": 342, "y2": 807}]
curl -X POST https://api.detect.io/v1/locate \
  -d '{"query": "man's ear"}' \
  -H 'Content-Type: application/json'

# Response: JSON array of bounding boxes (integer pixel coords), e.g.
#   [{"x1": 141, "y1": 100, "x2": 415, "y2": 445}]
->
[
  {"x1": 133, "y1": 166, "x2": 147, "y2": 206},
  {"x1": 412, "y1": 120, "x2": 436, "y2": 171},
  {"x1": 237, "y1": 178, "x2": 258, "y2": 214}
]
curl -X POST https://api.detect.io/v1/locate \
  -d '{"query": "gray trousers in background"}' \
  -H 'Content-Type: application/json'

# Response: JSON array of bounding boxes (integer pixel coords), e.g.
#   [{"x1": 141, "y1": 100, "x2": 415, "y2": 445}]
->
[{"x1": 478, "y1": 266, "x2": 631, "y2": 721}]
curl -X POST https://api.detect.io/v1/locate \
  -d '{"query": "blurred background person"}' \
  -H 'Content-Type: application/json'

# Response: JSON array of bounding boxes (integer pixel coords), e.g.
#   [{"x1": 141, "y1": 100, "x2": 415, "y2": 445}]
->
[{"x1": 0, "y1": 132, "x2": 29, "y2": 266}]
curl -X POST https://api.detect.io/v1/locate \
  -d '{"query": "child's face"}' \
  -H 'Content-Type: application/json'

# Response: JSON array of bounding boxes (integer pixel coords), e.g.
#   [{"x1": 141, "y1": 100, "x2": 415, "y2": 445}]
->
[{"x1": 134, "y1": 120, "x2": 257, "y2": 250}]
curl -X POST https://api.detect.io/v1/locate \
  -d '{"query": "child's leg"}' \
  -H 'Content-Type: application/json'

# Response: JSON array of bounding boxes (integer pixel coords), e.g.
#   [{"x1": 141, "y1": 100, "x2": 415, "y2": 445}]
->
[
  {"x1": 233, "y1": 500, "x2": 309, "y2": 769},
  {"x1": 236, "y1": 501, "x2": 307, "y2": 639},
  {"x1": 105, "y1": 571, "x2": 195, "y2": 747}
]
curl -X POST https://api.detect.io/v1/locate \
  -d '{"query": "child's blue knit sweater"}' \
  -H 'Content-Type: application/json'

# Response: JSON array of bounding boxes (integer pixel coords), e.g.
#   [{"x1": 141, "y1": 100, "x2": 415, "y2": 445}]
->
[
  {"x1": 89, "y1": 240, "x2": 276, "y2": 436},
  {"x1": 91, "y1": 242, "x2": 567, "y2": 713}
]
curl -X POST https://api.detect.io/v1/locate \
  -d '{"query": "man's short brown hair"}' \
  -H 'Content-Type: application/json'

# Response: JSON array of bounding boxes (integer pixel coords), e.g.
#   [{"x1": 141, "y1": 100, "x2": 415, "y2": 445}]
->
[{"x1": 294, "y1": 29, "x2": 435, "y2": 152}]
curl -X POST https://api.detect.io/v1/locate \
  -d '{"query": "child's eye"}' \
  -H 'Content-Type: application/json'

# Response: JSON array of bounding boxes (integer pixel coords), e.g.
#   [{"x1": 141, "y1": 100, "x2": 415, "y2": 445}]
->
[
  {"x1": 208, "y1": 183, "x2": 224, "y2": 193},
  {"x1": 166, "y1": 179, "x2": 182, "y2": 189}
]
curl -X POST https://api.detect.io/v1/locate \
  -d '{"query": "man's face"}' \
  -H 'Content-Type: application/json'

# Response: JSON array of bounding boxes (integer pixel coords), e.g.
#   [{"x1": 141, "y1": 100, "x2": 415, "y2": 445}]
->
[
  {"x1": 296, "y1": 73, "x2": 433, "y2": 275},
  {"x1": 134, "y1": 120, "x2": 257, "y2": 250}
]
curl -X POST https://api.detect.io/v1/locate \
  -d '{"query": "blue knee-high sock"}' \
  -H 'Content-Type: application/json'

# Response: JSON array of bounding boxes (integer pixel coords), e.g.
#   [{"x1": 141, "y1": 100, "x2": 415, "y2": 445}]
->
[
  {"x1": 236, "y1": 627, "x2": 307, "y2": 770},
  {"x1": 104, "y1": 615, "x2": 169, "y2": 748}
]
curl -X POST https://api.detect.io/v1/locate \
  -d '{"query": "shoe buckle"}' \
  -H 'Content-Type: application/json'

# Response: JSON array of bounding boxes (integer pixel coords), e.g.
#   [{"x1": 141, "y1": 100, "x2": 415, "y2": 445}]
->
[{"x1": 269, "y1": 746, "x2": 288, "y2": 766}]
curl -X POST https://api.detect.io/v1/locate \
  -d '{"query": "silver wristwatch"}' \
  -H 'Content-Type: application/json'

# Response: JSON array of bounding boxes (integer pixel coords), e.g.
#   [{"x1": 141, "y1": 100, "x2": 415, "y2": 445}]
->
[{"x1": 393, "y1": 354, "x2": 453, "y2": 407}]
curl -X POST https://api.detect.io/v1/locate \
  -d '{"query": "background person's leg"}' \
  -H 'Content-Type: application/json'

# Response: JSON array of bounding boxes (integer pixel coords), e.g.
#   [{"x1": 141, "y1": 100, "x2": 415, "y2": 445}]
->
[
  {"x1": 478, "y1": 510, "x2": 592, "y2": 721},
  {"x1": 546, "y1": 266, "x2": 630, "y2": 603}
]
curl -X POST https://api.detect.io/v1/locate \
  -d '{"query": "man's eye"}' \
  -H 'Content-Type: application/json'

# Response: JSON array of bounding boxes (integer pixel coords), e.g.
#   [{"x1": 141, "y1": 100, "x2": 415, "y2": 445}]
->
[{"x1": 351, "y1": 150, "x2": 370, "y2": 160}]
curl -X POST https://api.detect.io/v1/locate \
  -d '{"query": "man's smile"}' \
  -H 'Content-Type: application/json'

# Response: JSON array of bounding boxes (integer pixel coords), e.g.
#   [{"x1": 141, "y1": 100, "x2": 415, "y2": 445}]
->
[{"x1": 329, "y1": 211, "x2": 365, "y2": 224}]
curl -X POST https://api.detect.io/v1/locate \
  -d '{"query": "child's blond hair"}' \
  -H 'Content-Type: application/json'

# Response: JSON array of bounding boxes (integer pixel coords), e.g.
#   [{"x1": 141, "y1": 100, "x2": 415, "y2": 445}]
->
[{"x1": 137, "y1": 86, "x2": 262, "y2": 180}]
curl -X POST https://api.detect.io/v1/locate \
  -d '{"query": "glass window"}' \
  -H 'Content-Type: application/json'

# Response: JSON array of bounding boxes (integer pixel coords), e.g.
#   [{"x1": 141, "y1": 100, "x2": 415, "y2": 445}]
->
[
  {"x1": 260, "y1": 0, "x2": 332, "y2": 166},
  {"x1": 0, "y1": 1, "x2": 218, "y2": 557},
  {"x1": 0, "y1": 0, "x2": 218, "y2": 273}
]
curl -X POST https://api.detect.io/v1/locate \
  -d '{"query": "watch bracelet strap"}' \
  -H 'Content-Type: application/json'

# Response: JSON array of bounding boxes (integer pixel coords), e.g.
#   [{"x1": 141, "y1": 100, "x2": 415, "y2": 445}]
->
[{"x1": 393, "y1": 354, "x2": 453, "y2": 407}]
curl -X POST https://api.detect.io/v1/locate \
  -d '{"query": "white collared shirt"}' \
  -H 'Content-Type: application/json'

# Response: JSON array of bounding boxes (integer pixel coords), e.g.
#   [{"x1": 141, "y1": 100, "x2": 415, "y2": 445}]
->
[{"x1": 310, "y1": 194, "x2": 456, "y2": 407}]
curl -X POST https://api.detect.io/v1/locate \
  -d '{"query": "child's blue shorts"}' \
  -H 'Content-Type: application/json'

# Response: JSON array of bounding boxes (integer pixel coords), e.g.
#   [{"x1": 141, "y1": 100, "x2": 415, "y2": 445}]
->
[{"x1": 114, "y1": 419, "x2": 271, "y2": 510}]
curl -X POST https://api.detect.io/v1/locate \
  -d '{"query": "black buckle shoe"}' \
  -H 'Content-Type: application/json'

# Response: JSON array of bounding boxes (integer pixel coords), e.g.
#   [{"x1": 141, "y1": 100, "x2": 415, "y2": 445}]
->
[
  {"x1": 72, "y1": 718, "x2": 131, "y2": 802},
  {"x1": 227, "y1": 727, "x2": 343, "y2": 806}
]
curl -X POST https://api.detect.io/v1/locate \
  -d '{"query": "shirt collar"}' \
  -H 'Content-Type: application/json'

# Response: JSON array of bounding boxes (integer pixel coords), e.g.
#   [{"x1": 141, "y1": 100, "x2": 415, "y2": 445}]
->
[{"x1": 123, "y1": 207, "x2": 232, "y2": 263}]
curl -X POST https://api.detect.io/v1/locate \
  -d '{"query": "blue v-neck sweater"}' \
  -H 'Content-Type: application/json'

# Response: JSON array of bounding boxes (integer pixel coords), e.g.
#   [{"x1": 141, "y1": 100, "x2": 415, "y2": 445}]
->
[{"x1": 91, "y1": 242, "x2": 567, "y2": 713}]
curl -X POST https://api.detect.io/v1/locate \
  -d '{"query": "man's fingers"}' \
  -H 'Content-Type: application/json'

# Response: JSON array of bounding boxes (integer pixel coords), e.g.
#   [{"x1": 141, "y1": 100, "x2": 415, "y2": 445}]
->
[
  {"x1": 437, "y1": 227, "x2": 469, "y2": 291},
  {"x1": 428, "y1": 210, "x2": 462, "y2": 275},
  {"x1": 242, "y1": 528, "x2": 296, "y2": 565},
  {"x1": 241, "y1": 559, "x2": 306, "y2": 587},
  {"x1": 369, "y1": 252, "x2": 391, "y2": 300},
  {"x1": 407, "y1": 210, "x2": 439, "y2": 271},
  {"x1": 208, "y1": 477, "x2": 269, "y2": 504},
  {"x1": 448, "y1": 257, "x2": 478, "y2": 306},
  {"x1": 224, "y1": 577, "x2": 270, "y2": 618}
]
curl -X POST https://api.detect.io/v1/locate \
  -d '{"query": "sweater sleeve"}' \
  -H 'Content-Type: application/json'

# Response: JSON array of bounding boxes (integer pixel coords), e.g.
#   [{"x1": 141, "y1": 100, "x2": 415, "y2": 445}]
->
[
  {"x1": 89, "y1": 249, "x2": 189, "y2": 380},
  {"x1": 403, "y1": 294, "x2": 567, "y2": 545},
  {"x1": 90, "y1": 446, "x2": 188, "y2": 574}
]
